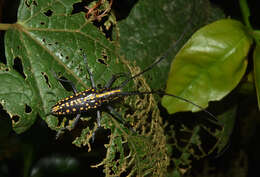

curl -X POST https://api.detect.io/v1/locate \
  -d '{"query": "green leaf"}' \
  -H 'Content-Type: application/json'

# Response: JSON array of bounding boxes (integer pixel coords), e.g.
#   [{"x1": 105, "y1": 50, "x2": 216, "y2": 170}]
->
[
  {"x1": 162, "y1": 19, "x2": 253, "y2": 114},
  {"x1": 253, "y1": 44, "x2": 260, "y2": 110},
  {"x1": 2, "y1": 0, "x2": 125, "y2": 133},
  {"x1": 0, "y1": 68, "x2": 36, "y2": 133}
]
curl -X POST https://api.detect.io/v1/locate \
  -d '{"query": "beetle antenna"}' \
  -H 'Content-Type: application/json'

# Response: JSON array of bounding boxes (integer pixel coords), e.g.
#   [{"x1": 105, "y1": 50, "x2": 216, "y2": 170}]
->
[{"x1": 120, "y1": 90, "x2": 219, "y2": 124}]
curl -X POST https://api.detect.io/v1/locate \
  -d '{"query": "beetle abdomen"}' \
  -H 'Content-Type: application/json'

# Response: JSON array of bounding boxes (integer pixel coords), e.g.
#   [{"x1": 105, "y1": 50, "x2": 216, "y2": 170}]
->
[{"x1": 51, "y1": 88, "x2": 122, "y2": 115}]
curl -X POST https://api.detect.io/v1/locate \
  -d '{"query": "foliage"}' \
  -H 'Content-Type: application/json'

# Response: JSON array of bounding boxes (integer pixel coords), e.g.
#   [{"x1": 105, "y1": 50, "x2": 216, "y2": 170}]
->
[{"x1": 1, "y1": 0, "x2": 259, "y2": 176}]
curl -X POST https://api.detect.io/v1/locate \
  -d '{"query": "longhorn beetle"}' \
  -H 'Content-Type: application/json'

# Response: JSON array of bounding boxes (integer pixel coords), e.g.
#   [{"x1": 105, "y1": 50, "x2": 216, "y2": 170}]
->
[{"x1": 50, "y1": 23, "x2": 219, "y2": 140}]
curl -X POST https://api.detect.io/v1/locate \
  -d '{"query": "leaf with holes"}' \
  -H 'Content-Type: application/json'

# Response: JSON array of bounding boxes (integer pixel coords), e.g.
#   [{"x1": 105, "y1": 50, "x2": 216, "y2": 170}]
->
[
  {"x1": 0, "y1": 67, "x2": 35, "y2": 133},
  {"x1": 2, "y1": 0, "x2": 125, "y2": 133}
]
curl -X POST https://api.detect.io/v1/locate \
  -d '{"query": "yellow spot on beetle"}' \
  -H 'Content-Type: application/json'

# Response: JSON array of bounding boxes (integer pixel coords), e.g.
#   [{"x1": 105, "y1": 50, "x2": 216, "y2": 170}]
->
[
  {"x1": 80, "y1": 107, "x2": 83, "y2": 111},
  {"x1": 72, "y1": 108, "x2": 76, "y2": 111},
  {"x1": 66, "y1": 109, "x2": 70, "y2": 113},
  {"x1": 65, "y1": 97, "x2": 69, "y2": 100}
]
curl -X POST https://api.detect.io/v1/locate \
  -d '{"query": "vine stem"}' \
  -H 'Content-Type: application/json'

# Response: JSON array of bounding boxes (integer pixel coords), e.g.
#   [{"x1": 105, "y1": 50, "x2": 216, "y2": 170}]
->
[
  {"x1": 239, "y1": 0, "x2": 252, "y2": 30},
  {"x1": 0, "y1": 23, "x2": 13, "y2": 30}
]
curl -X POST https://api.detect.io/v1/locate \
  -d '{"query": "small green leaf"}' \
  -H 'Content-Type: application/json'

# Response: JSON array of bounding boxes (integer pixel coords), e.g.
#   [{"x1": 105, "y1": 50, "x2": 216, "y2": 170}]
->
[
  {"x1": 0, "y1": 69, "x2": 36, "y2": 133},
  {"x1": 253, "y1": 44, "x2": 260, "y2": 110},
  {"x1": 162, "y1": 19, "x2": 253, "y2": 114}
]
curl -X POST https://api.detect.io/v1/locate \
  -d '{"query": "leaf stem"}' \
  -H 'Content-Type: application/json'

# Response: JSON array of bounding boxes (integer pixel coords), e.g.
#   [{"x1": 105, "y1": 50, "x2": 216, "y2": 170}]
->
[
  {"x1": 253, "y1": 30, "x2": 260, "y2": 45},
  {"x1": 239, "y1": 0, "x2": 253, "y2": 30},
  {"x1": 0, "y1": 23, "x2": 13, "y2": 30}
]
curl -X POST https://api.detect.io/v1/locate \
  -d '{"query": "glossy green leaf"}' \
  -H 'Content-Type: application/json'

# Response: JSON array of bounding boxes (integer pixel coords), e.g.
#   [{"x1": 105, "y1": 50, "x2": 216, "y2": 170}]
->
[
  {"x1": 162, "y1": 19, "x2": 253, "y2": 114},
  {"x1": 253, "y1": 44, "x2": 260, "y2": 109}
]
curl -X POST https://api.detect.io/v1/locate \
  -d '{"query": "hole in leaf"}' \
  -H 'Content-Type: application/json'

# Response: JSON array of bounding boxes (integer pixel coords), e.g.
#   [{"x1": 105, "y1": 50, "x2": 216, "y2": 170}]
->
[
  {"x1": 13, "y1": 57, "x2": 26, "y2": 79},
  {"x1": 92, "y1": 16, "x2": 113, "y2": 39},
  {"x1": 25, "y1": 0, "x2": 38, "y2": 7},
  {"x1": 147, "y1": 74, "x2": 152, "y2": 81},
  {"x1": 71, "y1": 2, "x2": 88, "y2": 15},
  {"x1": 136, "y1": 80, "x2": 142, "y2": 90},
  {"x1": 25, "y1": 104, "x2": 32, "y2": 113},
  {"x1": 33, "y1": 0, "x2": 38, "y2": 6},
  {"x1": 41, "y1": 72, "x2": 51, "y2": 88},
  {"x1": 101, "y1": 50, "x2": 108, "y2": 60},
  {"x1": 40, "y1": 22, "x2": 45, "y2": 25},
  {"x1": 77, "y1": 65, "x2": 83, "y2": 73},
  {"x1": 65, "y1": 56, "x2": 69, "y2": 60},
  {"x1": 42, "y1": 38, "x2": 46, "y2": 43},
  {"x1": 113, "y1": 0, "x2": 138, "y2": 20},
  {"x1": 103, "y1": 55, "x2": 107, "y2": 60},
  {"x1": 55, "y1": 41, "x2": 58, "y2": 45},
  {"x1": 97, "y1": 83, "x2": 102, "y2": 89},
  {"x1": 97, "y1": 58, "x2": 107, "y2": 66},
  {"x1": 12, "y1": 115, "x2": 20, "y2": 123},
  {"x1": 44, "y1": 9, "x2": 53, "y2": 17},
  {"x1": 5, "y1": 68, "x2": 9, "y2": 71},
  {"x1": 114, "y1": 151, "x2": 121, "y2": 161}
]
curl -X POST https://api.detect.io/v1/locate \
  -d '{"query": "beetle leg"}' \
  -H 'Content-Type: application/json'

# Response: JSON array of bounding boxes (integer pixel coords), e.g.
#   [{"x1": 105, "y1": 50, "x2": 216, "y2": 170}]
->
[
  {"x1": 91, "y1": 110, "x2": 101, "y2": 142},
  {"x1": 52, "y1": 71, "x2": 78, "y2": 94},
  {"x1": 105, "y1": 73, "x2": 130, "y2": 89}
]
